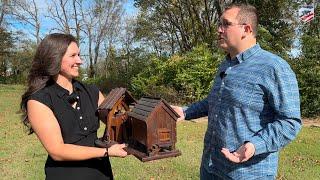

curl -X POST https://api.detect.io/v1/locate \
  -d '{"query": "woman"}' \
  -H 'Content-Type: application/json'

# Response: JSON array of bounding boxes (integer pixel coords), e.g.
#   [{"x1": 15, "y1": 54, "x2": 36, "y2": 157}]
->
[{"x1": 20, "y1": 33, "x2": 127, "y2": 180}]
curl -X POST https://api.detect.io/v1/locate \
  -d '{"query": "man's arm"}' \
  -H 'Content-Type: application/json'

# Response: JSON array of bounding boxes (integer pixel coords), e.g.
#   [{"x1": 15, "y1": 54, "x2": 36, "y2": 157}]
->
[
  {"x1": 248, "y1": 63, "x2": 302, "y2": 155},
  {"x1": 221, "y1": 62, "x2": 302, "y2": 163},
  {"x1": 171, "y1": 98, "x2": 209, "y2": 121},
  {"x1": 184, "y1": 98, "x2": 209, "y2": 120}
]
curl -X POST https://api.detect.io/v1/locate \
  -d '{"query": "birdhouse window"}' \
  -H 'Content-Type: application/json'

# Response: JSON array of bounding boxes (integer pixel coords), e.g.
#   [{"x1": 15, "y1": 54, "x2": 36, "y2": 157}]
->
[{"x1": 158, "y1": 128, "x2": 171, "y2": 142}]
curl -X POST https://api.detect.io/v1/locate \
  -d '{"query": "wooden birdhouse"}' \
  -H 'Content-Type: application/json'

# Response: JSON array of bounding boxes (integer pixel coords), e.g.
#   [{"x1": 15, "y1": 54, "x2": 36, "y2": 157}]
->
[
  {"x1": 95, "y1": 87, "x2": 136, "y2": 147},
  {"x1": 127, "y1": 97, "x2": 181, "y2": 162}
]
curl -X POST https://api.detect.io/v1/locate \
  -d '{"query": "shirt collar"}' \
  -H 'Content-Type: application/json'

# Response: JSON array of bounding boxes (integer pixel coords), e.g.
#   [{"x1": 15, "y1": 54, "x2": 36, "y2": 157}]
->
[
  {"x1": 73, "y1": 80, "x2": 83, "y2": 92},
  {"x1": 226, "y1": 44, "x2": 261, "y2": 64},
  {"x1": 52, "y1": 79, "x2": 83, "y2": 98}
]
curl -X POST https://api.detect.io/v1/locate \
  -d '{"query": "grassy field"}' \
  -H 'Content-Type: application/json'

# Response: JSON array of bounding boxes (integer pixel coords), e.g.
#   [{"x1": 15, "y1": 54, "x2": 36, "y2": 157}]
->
[{"x1": 0, "y1": 84, "x2": 319, "y2": 180}]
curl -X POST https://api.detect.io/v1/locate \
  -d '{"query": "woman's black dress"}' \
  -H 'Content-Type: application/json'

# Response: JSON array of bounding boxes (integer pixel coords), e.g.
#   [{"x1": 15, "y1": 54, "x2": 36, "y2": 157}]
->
[{"x1": 29, "y1": 80, "x2": 113, "y2": 180}]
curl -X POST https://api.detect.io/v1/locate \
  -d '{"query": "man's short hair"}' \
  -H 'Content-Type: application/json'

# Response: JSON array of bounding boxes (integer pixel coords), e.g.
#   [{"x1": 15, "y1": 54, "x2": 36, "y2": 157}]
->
[{"x1": 225, "y1": 3, "x2": 258, "y2": 36}]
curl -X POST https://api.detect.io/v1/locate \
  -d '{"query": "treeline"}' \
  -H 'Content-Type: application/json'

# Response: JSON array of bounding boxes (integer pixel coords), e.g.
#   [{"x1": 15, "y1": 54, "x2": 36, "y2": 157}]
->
[{"x1": 0, "y1": 0, "x2": 319, "y2": 118}]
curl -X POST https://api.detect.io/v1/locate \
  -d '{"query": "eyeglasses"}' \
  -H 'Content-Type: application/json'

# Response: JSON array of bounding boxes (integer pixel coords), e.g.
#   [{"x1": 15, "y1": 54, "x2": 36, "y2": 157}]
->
[{"x1": 217, "y1": 21, "x2": 246, "y2": 29}]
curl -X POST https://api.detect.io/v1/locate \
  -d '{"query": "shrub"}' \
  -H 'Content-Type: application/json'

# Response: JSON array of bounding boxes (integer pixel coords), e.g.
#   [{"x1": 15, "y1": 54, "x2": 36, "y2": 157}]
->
[
  {"x1": 131, "y1": 44, "x2": 223, "y2": 104},
  {"x1": 290, "y1": 58, "x2": 320, "y2": 118}
]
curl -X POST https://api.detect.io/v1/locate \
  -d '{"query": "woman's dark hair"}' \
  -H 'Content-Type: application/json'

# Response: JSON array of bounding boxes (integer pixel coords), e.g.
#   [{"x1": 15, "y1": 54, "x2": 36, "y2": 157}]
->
[{"x1": 21, "y1": 33, "x2": 78, "y2": 134}]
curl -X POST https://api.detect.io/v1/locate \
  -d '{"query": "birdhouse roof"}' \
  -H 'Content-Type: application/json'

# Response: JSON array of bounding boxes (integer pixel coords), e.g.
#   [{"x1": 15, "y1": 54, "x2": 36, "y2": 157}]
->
[
  {"x1": 99, "y1": 87, "x2": 136, "y2": 110},
  {"x1": 128, "y1": 97, "x2": 180, "y2": 121}
]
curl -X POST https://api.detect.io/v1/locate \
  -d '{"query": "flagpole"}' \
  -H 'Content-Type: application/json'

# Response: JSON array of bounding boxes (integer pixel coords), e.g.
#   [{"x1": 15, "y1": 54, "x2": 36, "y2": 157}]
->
[{"x1": 314, "y1": 0, "x2": 317, "y2": 20}]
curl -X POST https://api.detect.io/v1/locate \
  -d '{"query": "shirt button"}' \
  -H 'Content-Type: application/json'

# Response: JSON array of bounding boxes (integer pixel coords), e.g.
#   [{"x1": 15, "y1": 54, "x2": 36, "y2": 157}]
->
[
  {"x1": 84, "y1": 127, "x2": 87, "y2": 131},
  {"x1": 80, "y1": 116, "x2": 83, "y2": 119},
  {"x1": 77, "y1": 107, "x2": 80, "y2": 110},
  {"x1": 76, "y1": 96, "x2": 79, "y2": 99},
  {"x1": 215, "y1": 114, "x2": 218, "y2": 118},
  {"x1": 219, "y1": 98, "x2": 222, "y2": 101}
]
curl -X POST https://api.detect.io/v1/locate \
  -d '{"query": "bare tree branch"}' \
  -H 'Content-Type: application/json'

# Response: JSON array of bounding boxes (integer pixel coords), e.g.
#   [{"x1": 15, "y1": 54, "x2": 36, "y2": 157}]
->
[{"x1": 10, "y1": 0, "x2": 42, "y2": 44}]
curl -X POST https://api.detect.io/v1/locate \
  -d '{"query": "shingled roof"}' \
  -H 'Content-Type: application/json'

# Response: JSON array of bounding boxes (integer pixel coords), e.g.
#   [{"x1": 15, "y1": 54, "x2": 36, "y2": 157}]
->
[
  {"x1": 128, "y1": 97, "x2": 179, "y2": 121},
  {"x1": 99, "y1": 87, "x2": 136, "y2": 110}
]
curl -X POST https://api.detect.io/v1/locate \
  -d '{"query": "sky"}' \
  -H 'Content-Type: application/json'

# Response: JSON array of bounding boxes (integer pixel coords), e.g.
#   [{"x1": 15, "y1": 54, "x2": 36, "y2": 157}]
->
[
  {"x1": 125, "y1": 0, "x2": 138, "y2": 15},
  {"x1": 7, "y1": 0, "x2": 139, "y2": 68},
  {"x1": 10, "y1": 0, "x2": 138, "y2": 37}
]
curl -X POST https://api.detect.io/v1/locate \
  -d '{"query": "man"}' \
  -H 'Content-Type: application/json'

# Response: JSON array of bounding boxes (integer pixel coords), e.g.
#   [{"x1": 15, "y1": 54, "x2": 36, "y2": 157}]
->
[{"x1": 172, "y1": 3, "x2": 301, "y2": 179}]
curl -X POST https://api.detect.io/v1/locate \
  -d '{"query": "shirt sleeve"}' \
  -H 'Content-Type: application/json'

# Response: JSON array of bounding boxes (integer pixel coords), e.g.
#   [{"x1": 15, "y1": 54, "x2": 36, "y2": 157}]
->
[
  {"x1": 85, "y1": 84, "x2": 100, "y2": 107},
  {"x1": 248, "y1": 63, "x2": 302, "y2": 155},
  {"x1": 184, "y1": 98, "x2": 209, "y2": 120},
  {"x1": 28, "y1": 90, "x2": 53, "y2": 110}
]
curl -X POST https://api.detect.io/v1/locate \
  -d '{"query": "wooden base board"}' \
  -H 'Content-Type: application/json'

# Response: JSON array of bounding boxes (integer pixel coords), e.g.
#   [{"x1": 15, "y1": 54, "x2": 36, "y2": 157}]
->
[{"x1": 125, "y1": 147, "x2": 181, "y2": 162}]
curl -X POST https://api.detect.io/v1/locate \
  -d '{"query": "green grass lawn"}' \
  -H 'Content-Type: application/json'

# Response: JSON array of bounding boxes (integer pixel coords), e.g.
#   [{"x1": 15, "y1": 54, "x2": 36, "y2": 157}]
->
[{"x1": 0, "y1": 84, "x2": 319, "y2": 179}]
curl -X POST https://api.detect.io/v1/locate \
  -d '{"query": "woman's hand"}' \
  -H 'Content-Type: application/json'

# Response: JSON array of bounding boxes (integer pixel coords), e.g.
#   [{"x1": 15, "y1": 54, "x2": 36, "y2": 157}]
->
[{"x1": 107, "y1": 143, "x2": 128, "y2": 157}]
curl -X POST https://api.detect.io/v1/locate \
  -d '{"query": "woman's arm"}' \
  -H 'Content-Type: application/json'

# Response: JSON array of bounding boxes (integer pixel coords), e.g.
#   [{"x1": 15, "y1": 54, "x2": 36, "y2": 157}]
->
[{"x1": 27, "y1": 100, "x2": 127, "y2": 161}]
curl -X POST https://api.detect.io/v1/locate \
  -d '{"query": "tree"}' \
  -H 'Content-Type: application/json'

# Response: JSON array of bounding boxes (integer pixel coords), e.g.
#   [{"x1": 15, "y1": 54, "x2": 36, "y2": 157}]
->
[
  {"x1": 134, "y1": 0, "x2": 232, "y2": 54},
  {"x1": 291, "y1": 2, "x2": 320, "y2": 117},
  {"x1": 10, "y1": 38, "x2": 35, "y2": 83},
  {"x1": 81, "y1": 0, "x2": 125, "y2": 77},
  {"x1": 10, "y1": 0, "x2": 42, "y2": 44},
  {"x1": 117, "y1": 16, "x2": 138, "y2": 80},
  {"x1": 249, "y1": 0, "x2": 298, "y2": 59},
  {"x1": 131, "y1": 0, "x2": 302, "y2": 104},
  {"x1": 131, "y1": 44, "x2": 223, "y2": 103},
  {"x1": 134, "y1": 0, "x2": 297, "y2": 57},
  {"x1": 0, "y1": 28, "x2": 15, "y2": 82},
  {"x1": 46, "y1": 0, "x2": 82, "y2": 41},
  {"x1": 0, "y1": 0, "x2": 10, "y2": 27}
]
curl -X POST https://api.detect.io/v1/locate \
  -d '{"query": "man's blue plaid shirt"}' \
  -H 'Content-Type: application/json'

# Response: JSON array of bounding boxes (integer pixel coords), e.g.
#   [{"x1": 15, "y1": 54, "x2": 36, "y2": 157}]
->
[{"x1": 184, "y1": 44, "x2": 301, "y2": 179}]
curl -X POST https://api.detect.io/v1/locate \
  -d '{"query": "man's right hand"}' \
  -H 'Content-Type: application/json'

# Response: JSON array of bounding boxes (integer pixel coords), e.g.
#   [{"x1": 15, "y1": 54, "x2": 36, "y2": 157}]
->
[{"x1": 170, "y1": 105, "x2": 185, "y2": 121}]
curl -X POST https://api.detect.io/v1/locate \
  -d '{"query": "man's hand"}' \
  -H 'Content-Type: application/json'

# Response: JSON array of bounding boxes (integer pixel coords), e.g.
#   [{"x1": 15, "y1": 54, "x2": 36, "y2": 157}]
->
[
  {"x1": 170, "y1": 105, "x2": 185, "y2": 121},
  {"x1": 221, "y1": 142, "x2": 255, "y2": 163}
]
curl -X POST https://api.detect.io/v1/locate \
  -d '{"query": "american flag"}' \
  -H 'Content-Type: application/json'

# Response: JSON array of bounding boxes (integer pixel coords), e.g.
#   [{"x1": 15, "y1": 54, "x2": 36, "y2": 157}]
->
[{"x1": 299, "y1": 5, "x2": 315, "y2": 22}]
